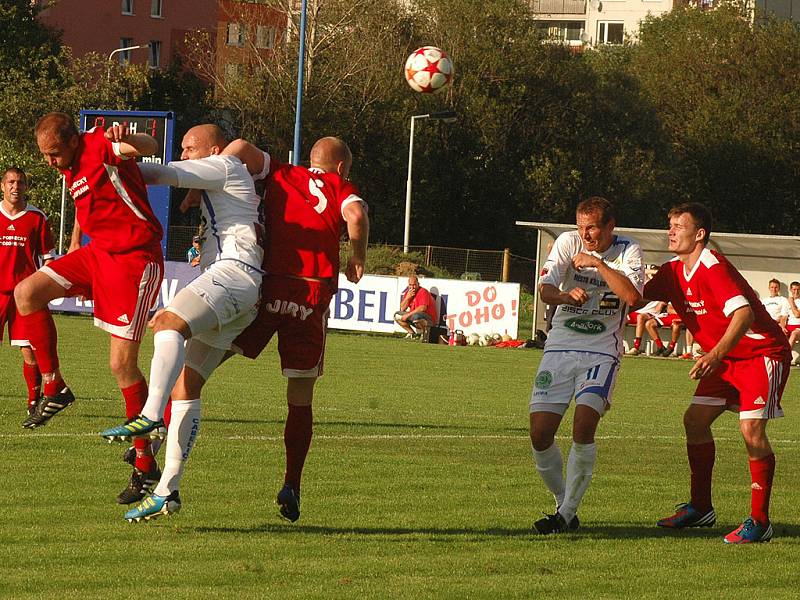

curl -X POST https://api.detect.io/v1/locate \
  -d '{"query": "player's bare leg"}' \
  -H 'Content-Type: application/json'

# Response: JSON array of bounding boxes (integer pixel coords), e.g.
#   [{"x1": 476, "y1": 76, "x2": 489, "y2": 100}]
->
[
  {"x1": 15, "y1": 271, "x2": 72, "y2": 427},
  {"x1": 394, "y1": 314, "x2": 416, "y2": 337},
  {"x1": 645, "y1": 318, "x2": 666, "y2": 355},
  {"x1": 279, "y1": 377, "x2": 316, "y2": 522},
  {"x1": 657, "y1": 403, "x2": 725, "y2": 529}
]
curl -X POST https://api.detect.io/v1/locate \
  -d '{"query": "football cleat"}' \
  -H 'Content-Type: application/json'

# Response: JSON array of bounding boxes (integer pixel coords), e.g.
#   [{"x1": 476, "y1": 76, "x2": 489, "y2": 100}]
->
[
  {"x1": 100, "y1": 415, "x2": 166, "y2": 442},
  {"x1": 116, "y1": 465, "x2": 162, "y2": 505},
  {"x1": 22, "y1": 387, "x2": 75, "y2": 429},
  {"x1": 122, "y1": 445, "x2": 136, "y2": 467},
  {"x1": 277, "y1": 483, "x2": 301, "y2": 522},
  {"x1": 626, "y1": 347, "x2": 641, "y2": 356},
  {"x1": 657, "y1": 503, "x2": 716, "y2": 528},
  {"x1": 723, "y1": 517, "x2": 773, "y2": 544},
  {"x1": 27, "y1": 398, "x2": 39, "y2": 417},
  {"x1": 533, "y1": 512, "x2": 580, "y2": 535},
  {"x1": 125, "y1": 491, "x2": 181, "y2": 523}
]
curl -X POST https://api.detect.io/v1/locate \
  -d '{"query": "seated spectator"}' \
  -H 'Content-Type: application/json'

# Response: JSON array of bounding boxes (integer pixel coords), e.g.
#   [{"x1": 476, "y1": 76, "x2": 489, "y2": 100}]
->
[
  {"x1": 787, "y1": 281, "x2": 800, "y2": 362},
  {"x1": 187, "y1": 235, "x2": 201, "y2": 267},
  {"x1": 761, "y1": 278, "x2": 791, "y2": 333},
  {"x1": 626, "y1": 299, "x2": 663, "y2": 355},
  {"x1": 645, "y1": 303, "x2": 683, "y2": 357},
  {"x1": 394, "y1": 275, "x2": 438, "y2": 340}
]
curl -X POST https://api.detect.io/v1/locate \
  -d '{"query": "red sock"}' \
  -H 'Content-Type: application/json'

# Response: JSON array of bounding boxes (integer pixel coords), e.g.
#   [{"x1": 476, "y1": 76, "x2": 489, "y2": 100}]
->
[
  {"x1": 22, "y1": 361, "x2": 42, "y2": 404},
  {"x1": 284, "y1": 404, "x2": 313, "y2": 492},
  {"x1": 18, "y1": 309, "x2": 59, "y2": 374},
  {"x1": 121, "y1": 379, "x2": 154, "y2": 472},
  {"x1": 654, "y1": 338, "x2": 664, "y2": 349},
  {"x1": 749, "y1": 454, "x2": 775, "y2": 524},
  {"x1": 688, "y1": 441, "x2": 715, "y2": 512},
  {"x1": 633, "y1": 337, "x2": 642, "y2": 350},
  {"x1": 163, "y1": 396, "x2": 172, "y2": 427}
]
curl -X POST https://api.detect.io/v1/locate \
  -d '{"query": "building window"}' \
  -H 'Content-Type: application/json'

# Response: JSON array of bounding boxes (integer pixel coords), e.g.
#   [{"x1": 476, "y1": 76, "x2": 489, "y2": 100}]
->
[
  {"x1": 149, "y1": 40, "x2": 161, "y2": 68},
  {"x1": 597, "y1": 21, "x2": 624, "y2": 44},
  {"x1": 256, "y1": 25, "x2": 276, "y2": 49},
  {"x1": 151, "y1": 0, "x2": 162, "y2": 17},
  {"x1": 119, "y1": 37, "x2": 134, "y2": 64},
  {"x1": 226, "y1": 22, "x2": 246, "y2": 47},
  {"x1": 122, "y1": 0, "x2": 134, "y2": 15}
]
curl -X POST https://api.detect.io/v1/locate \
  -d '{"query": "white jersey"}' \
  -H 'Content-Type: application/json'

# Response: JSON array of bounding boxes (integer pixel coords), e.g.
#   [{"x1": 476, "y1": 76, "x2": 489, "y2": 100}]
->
[
  {"x1": 140, "y1": 156, "x2": 264, "y2": 271},
  {"x1": 761, "y1": 295, "x2": 790, "y2": 322},
  {"x1": 539, "y1": 231, "x2": 644, "y2": 357},
  {"x1": 788, "y1": 297, "x2": 800, "y2": 326}
]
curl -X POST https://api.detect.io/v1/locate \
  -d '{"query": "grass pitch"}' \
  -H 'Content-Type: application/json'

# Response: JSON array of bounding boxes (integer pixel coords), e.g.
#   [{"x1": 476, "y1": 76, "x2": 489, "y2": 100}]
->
[{"x1": 1, "y1": 314, "x2": 799, "y2": 599}]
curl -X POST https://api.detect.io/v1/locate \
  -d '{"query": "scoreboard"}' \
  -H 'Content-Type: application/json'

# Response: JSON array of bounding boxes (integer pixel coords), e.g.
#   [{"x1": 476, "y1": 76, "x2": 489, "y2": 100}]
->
[{"x1": 79, "y1": 110, "x2": 175, "y2": 256}]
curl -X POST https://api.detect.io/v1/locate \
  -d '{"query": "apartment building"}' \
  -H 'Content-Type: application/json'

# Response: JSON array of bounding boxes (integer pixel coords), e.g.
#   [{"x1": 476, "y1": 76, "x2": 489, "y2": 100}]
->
[
  {"x1": 531, "y1": 0, "x2": 675, "y2": 46},
  {"x1": 36, "y1": 0, "x2": 218, "y2": 67}
]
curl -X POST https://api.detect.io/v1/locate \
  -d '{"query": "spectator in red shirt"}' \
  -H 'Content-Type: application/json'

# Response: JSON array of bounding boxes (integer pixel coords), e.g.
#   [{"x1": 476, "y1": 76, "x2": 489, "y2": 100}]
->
[{"x1": 394, "y1": 275, "x2": 438, "y2": 340}]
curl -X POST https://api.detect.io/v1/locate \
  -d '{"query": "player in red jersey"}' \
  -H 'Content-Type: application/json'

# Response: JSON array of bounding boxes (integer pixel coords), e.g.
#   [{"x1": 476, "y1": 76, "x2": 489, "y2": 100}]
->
[
  {"x1": 645, "y1": 202, "x2": 790, "y2": 544},
  {"x1": 0, "y1": 167, "x2": 55, "y2": 416},
  {"x1": 14, "y1": 113, "x2": 165, "y2": 504},
  {"x1": 224, "y1": 136, "x2": 369, "y2": 522}
]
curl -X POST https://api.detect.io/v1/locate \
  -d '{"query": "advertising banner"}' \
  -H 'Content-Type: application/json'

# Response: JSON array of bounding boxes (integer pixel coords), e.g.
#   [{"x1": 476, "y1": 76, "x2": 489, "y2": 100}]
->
[{"x1": 49, "y1": 264, "x2": 520, "y2": 338}]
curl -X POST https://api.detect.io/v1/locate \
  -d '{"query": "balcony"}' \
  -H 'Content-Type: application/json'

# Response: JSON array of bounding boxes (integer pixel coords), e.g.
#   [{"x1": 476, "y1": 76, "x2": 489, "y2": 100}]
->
[{"x1": 530, "y1": 0, "x2": 587, "y2": 14}]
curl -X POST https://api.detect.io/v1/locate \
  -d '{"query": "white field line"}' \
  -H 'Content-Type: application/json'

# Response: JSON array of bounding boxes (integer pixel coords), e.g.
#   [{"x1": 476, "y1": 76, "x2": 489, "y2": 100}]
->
[{"x1": 2, "y1": 431, "x2": 800, "y2": 444}]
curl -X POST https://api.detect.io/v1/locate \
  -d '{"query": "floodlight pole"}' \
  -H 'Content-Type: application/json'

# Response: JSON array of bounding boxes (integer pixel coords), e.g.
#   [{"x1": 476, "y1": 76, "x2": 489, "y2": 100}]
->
[
  {"x1": 403, "y1": 111, "x2": 457, "y2": 254},
  {"x1": 107, "y1": 44, "x2": 149, "y2": 80},
  {"x1": 292, "y1": 0, "x2": 309, "y2": 166}
]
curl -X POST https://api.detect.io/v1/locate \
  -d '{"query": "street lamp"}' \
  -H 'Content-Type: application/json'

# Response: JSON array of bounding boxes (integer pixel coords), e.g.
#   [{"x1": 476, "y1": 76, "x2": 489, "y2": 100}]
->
[
  {"x1": 107, "y1": 44, "x2": 150, "y2": 80},
  {"x1": 403, "y1": 110, "x2": 457, "y2": 254}
]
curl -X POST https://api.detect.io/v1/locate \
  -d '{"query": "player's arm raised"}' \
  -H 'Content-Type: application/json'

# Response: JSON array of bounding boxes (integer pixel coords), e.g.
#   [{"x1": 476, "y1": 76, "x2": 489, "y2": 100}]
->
[
  {"x1": 104, "y1": 124, "x2": 158, "y2": 158},
  {"x1": 572, "y1": 252, "x2": 642, "y2": 307},
  {"x1": 343, "y1": 201, "x2": 368, "y2": 284},
  {"x1": 689, "y1": 305, "x2": 754, "y2": 380},
  {"x1": 221, "y1": 139, "x2": 267, "y2": 178}
]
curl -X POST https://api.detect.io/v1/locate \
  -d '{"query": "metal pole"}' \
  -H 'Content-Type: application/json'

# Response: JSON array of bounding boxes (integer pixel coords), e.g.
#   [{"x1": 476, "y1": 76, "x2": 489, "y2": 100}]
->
[
  {"x1": 403, "y1": 116, "x2": 416, "y2": 253},
  {"x1": 58, "y1": 175, "x2": 67, "y2": 255},
  {"x1": 292, "y1": 0, "x2": 308, "y2": 166},
  {"x1": 107, "y1": 44, "x2": 149, "y2": 80}
]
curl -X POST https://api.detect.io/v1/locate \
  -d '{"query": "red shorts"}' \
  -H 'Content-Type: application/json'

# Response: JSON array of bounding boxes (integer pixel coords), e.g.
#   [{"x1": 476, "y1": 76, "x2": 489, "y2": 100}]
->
[
  {"x1": 0, "y1": 293, "x2": 30, "y2": 346},
  {"x1": 693, "y1": 354, "x2": 790, "y2": 419},
  {"x1": 41, "y1": 243, "x2": 163, "y2": 342},
  {"x1": 654, "y1": 313, "x2": 681, "y2": 327},
  {"x1": 786, "y1": 324, "x2": 800, "y2": 333},
  {"x1": 233, "y1": 276, "x2": 333, "y2": 377}
]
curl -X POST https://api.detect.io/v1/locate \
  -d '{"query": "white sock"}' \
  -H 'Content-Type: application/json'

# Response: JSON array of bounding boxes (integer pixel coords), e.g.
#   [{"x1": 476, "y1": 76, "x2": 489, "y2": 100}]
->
[
  {"x1": 142, "y1": 329, "x2": 185, "y2": 421},
  {"x1": 154, "y1": 399, "x2": 200, "y2": 496},
  {"x1": 533, "y1": 443, "x2": 565, "y2": 508},
  {"x1": 559, "y1": 442, "x2": 597, "y2": 522}
]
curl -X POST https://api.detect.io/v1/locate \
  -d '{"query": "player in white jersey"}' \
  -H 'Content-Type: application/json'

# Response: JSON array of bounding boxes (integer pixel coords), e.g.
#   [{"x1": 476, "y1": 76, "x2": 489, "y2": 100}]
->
[
  {"x1": 99, "y1": 124, "x2": 264, "y2": 522},
  {"x1": 529, "y1": 197, "x2": 643, "y2": 534}
]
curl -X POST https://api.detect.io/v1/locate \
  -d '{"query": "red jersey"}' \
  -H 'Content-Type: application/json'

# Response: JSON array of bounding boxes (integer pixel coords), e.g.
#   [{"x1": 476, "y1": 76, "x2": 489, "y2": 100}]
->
[
  {"x1": 262, "y1": 158, "x2": 365, "y2": 279},
  {"x1": 60, "y1": 128, "x2": 162, "y2": 253},
  {"x1": 0, "y1": 203, "x2": 55, "y2": 293},
  {"x1": 645, "y1": 249, "x2": 789, "y2": 360},
  {"x1": 405, "y1": 286, "x2": 439, "y2": 324}
]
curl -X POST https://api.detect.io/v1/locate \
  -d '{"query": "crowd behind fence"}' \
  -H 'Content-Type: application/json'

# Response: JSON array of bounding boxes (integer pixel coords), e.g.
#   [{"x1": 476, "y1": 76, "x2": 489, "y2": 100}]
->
[{"x1": 167, "y1": 227, "x2": 537, "y2": 290}]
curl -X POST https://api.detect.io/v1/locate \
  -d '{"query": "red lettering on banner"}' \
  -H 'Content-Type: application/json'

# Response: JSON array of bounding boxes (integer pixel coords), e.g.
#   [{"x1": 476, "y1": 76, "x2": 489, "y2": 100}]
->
[
  {"x1": 466, "y1": 290, "x2": 481, "y2": 307},
  {"x1": 492, "y1": 304, "x2": 505, "y2": 319},
  {"x1": 446, "y1": 284, "x2": 515, "y2": 332},
  {"x1": 483, "y1": 286, "x2": 497, "y2": 303}
]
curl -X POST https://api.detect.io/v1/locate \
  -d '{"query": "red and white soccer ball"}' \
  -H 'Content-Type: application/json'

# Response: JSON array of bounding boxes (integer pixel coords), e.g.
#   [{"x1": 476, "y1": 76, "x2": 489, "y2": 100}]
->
[{"x1": 404, "y1": 46, "x2": 453, "y2": 94}]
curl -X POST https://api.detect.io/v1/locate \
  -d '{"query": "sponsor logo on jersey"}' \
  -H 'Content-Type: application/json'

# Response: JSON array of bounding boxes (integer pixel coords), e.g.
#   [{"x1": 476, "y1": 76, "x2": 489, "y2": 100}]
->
[
  {"x1": 263, "y1": 298, "x2": 314, "y2": 321},
  {"x1": 69, "y1": 176, "x2": 90, "y2": 199},
  {"x1": 7, "y1": 224, "x2": 15, "y2": 231},
  {"x1": 535, "y1": 370, "x2": 553, "y2": 389},
  {"x1": 117, "y1": 313, "x2": 130, "y2": 324},
  {"x1": 564, "y1": 317, "x2": 606, "y2": 334},
  {"x1": 539, "y1": 267, "x2": 549, "y2": 277},
  {"x1": 686, "y1": 287, "x2": 693, "y2": 297}
]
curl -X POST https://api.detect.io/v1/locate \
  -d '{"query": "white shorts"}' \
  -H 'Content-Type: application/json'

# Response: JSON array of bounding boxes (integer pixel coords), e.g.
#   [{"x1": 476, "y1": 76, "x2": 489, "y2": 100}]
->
[
  {"x1": 529, "y1": 351, "x2": 620, "y2": 417},
  {"x1": 166, "y1": 260, "x2": 261, "y2": 350}
]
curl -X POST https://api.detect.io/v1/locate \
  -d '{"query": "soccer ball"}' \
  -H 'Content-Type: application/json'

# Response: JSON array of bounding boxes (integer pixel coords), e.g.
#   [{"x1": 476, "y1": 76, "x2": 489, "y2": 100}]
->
[
  {"x1": 479, "y1": 334, "x2": 494, "y2": 347},
  {"x1": 404, "y1": 46, "x2": 453, "y2": 94},
  {"x1": 467, "y1": 333, "x2": 481, "y2": 346},
  {"x1": 491, "y1": 333, "x2": 503, "y2": 343}
]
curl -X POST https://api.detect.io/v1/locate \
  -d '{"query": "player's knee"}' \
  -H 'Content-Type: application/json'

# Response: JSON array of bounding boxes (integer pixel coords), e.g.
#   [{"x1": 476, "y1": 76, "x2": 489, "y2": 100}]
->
[
  {"x1": 13, "y1": 278, "x2": 35, "y2": 313},
  {"x1": 530, "y1": 427, "x2": 555, "y2": 451},
  {"x1": 682, "y1": 408, "x2": 710, "y2": 435},
  {"x1": 739, "y1": 419, "x2": 768, "y2": 445},
  {"x1": 108, "y1": 354, "x2": 138, "y2": 381},
  {"x1": 152, "y1": 310, "x2": 191, "y2": 337}
]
